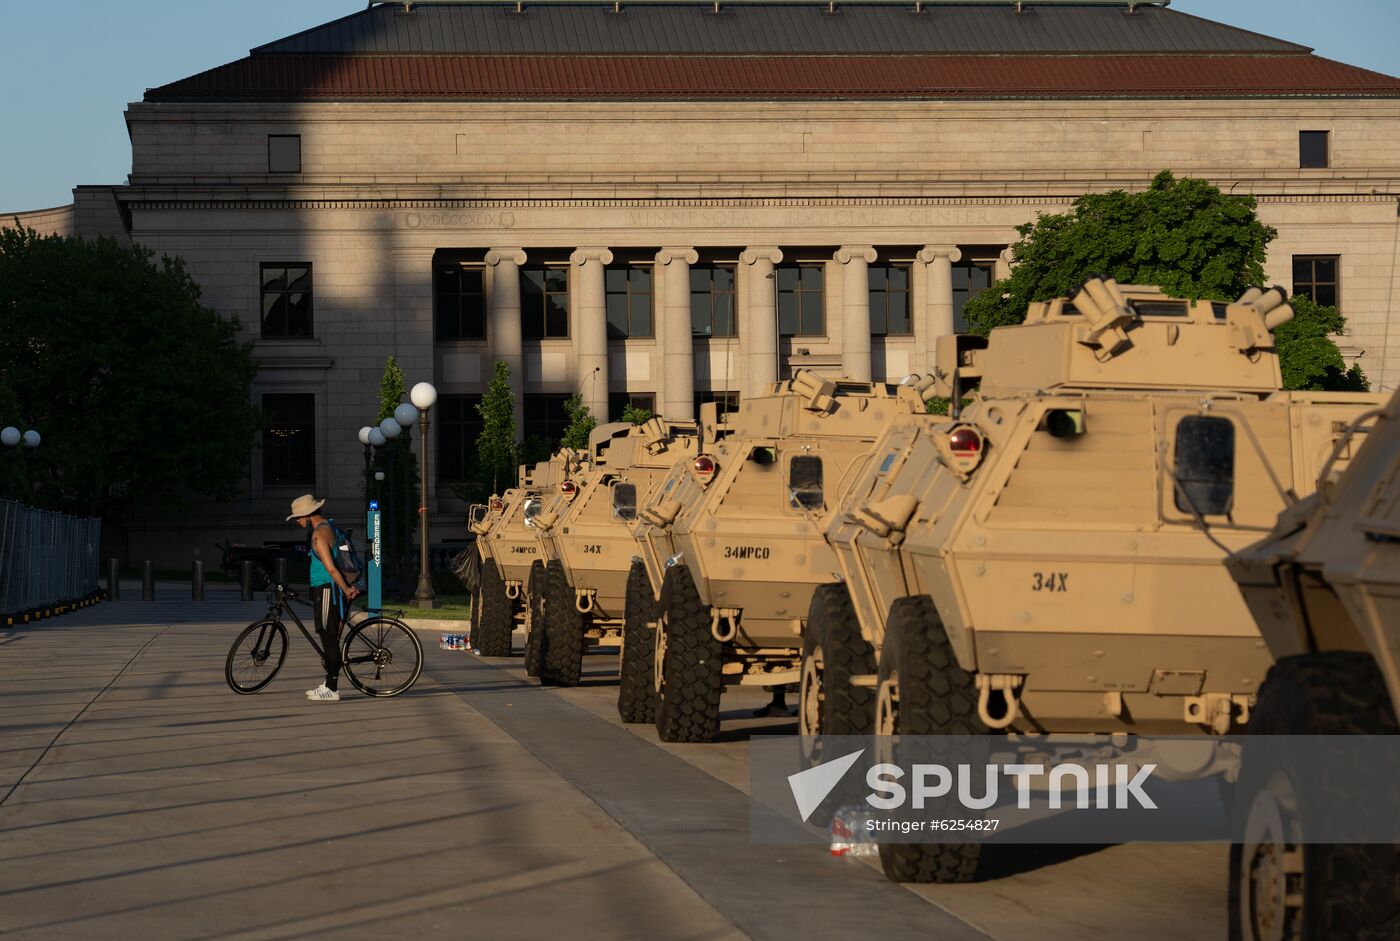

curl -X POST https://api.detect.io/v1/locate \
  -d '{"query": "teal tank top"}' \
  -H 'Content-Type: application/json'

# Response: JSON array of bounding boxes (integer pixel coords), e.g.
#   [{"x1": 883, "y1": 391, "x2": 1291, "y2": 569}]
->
[{"x1": 309, "y1": 521, "x2": 334, "y2": 587}]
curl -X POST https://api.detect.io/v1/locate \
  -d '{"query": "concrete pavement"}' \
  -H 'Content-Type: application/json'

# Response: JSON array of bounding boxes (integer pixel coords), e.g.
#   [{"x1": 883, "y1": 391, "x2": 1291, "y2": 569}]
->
[{"x1": 0, "y1": 601, "x2": 1225, "y2": 939}]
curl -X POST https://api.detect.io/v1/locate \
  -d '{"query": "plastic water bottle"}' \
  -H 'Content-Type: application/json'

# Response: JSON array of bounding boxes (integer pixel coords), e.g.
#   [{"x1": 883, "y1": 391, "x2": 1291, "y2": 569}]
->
[
  {"x1": 830, "y1": 805, "x2": 878, "y2": 857},
  {"x1": 439, "y1": 632, "x2": 451, "y2": 650}
]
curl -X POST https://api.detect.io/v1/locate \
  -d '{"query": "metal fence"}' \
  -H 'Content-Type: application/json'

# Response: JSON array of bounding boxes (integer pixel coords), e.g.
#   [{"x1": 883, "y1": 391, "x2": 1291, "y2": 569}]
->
[{"x1": 0, "y1": 500, "x2": 101, "y2": 614}]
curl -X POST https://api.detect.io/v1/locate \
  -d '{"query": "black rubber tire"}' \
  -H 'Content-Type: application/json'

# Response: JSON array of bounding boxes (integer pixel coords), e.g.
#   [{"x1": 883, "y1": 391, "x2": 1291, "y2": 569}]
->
[
  {"x1": 618, "y1": 561, "x2": 658, "y2": 724},
  {"x1": 524, "y1": 561, "x2": 544, "y2": 677},
  {"x1": 342, "y1": 616, "x2": 424, "y2": 697},
  {"x1": 1228, "y1": 652, "x2": 1400, "y2": 941},
  {"x1": 226, "y1": 619, "x2": 288, "y2": 694},
  {"x1": 802, "y1": 583, "x2": 876, "y2": 737},
  {"x1": 474, "y1": 560, "x2": 515, "y2": 658},
  {"x1": 877, "y1": 595, "x2": 986, "y2": 884},
  {"x1": 539, "y1": 560, "x2": 585, "y2": 687},
  {"x1": 654, "y1": 565, "x2": 723, "y2": 743}
]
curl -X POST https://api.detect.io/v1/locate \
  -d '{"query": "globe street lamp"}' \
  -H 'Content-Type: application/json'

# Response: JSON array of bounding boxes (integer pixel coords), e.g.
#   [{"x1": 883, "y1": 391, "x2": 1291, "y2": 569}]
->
[
  {"x1": 391, "y1": 401, "x2": 418, "y2": 594},
  {"x1": 21, "y1": 430, "x2": 39, "y2": 449},
  {"x1": 0, "y1": 427, "x2": 19, "y2": 448},
  {"x1": 358, "y1": 425, "x2": 374, "y2": 513},
  {"x1": 410, "y1": 381, "x2": 437, "y2": 608}
]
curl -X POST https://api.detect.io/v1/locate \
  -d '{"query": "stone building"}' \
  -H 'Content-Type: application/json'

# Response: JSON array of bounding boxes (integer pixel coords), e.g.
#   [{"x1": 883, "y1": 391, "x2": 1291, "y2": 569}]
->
[{"x1": 8, "y1": 0, "x2": 1400, "y2": 565}]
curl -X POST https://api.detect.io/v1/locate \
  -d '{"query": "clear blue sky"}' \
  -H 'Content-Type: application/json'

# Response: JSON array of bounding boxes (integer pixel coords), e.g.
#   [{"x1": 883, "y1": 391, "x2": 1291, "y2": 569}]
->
[{"x1": 2, "y1": 0, "x2": 1397, "y2": 211}]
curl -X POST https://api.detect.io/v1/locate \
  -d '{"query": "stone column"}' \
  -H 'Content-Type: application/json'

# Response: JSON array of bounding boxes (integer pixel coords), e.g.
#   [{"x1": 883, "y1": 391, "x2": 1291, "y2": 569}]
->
[
  {"x1": 740, "y1": 246, "x2": 783, "y2": 397},
  {"x1": 656, "y1": 247, "x2": 699, "y2": 421},
  {"x1": 485, "y1": 248, "x2": 528, "y2": 433},
  {"x1": 918, "y1": 245, "x2": 962, "y2": 366},
  {"x1": 995, "y1": 246, "x2": 1014, "y2": 282},
  {"x1": 571, "y1": 247, "x2": 614, "y2": 421},
  {"x1": 836, "y1": 245, "x2": 877, "y2": 381}
]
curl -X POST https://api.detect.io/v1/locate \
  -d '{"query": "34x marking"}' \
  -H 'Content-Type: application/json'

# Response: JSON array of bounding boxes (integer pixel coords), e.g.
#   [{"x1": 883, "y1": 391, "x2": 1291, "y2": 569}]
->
[{"x1": 1031, "y1": 572, "x2": 1069, "y2": 593}]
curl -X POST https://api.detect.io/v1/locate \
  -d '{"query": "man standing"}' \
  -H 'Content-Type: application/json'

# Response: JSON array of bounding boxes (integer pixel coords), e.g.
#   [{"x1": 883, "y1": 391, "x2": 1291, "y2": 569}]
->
[{"x1": 287, "y1": 494, "x2": 362, "y2": 702}]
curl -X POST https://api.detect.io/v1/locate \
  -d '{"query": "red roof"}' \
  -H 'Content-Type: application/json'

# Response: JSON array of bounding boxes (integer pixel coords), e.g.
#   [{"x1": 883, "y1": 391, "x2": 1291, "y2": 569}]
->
[{"x1": 145, "y1": 53, "x2": 1400, "y2": 101}]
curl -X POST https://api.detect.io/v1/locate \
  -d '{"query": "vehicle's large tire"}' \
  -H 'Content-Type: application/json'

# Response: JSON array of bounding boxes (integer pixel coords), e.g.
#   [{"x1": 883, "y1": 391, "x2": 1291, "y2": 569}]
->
[
  {"x1": 801, "y1": 583, "x2": 876, "y2": 737},
  {"x1": 473, "y1": 560, "x2": 515, "y2": 658},
  {"x1": 618, "y1": 560, "x2": 658, "y2": 723},
  {"x1": 877, "y1": 595, "x2": 986, "y2": 884},
  {"x1": 654, "y1": 565, "x2": 723, "y2": 743},
  {"x1": 524, "y1": 561, "x2": 544, "y2": 677},
  {"x1": 1229, "y1": 652, "x2": 1400, "y2": 941},
  {"x1": 539, "y1": 560, "x2": 585, "y2": 687}
]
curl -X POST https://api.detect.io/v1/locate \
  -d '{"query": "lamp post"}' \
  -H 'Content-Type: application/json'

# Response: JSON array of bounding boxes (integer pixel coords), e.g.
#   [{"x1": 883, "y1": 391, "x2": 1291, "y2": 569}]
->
[
  {"x1": 410, "y1": 381, "x2": 437, "y2": 608},
  {"x1": 358, "y1": 425, "x2": 374, "y2": 516},
  {"x1": 378, "y1": 416, "x2": 402, "y2": 594},
  {"x1": 393, "y1": 402, "x2": 418, "y2": 595}
]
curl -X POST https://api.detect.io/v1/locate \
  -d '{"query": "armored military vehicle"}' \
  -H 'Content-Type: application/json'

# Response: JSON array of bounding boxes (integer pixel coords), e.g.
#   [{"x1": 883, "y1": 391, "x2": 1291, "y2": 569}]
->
[
  {"x1": 813, "y1": 278, "x2": 1387, "y2": 883},
  {"x1": 631, "y1": 372, "x2": 928, "y2": 742},
  {"x1": 471, "y1": 456, "x2": 565, "y2": 658},
  {"x1": 525, "y1": 418, "x2": 701, "y2": 691},
  {"x1": 1225, "y1": 387, "x2": 1399, "y2": 941}
]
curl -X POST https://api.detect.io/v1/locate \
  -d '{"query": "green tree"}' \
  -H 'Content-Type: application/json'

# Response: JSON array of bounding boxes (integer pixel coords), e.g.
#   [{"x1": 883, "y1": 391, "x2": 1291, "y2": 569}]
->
[
  {"x1": 475, "y1": 360, "x2": 517, "y2": 495},
  {"x1": 620, "y1": 403, "x2": 654, "y2": 425},
  {"x1": 368, "y1": 357, "x2": 418, "y2": 592},
  {"x1": 1274, "y1": 295, "x2": 1369, "y2": 391},
  {"x1": 960, "y1": 172, "x2": 1363, "y2": 391},
  {"x1": 560, "y1": 394, "x2": 597, "y2": 450},
  {"x1": 376, "y1": 356, "x2": 407, "y2": 421},
  {"x1": 0, "y1": 223, "x2": 260, "y2": 513}
]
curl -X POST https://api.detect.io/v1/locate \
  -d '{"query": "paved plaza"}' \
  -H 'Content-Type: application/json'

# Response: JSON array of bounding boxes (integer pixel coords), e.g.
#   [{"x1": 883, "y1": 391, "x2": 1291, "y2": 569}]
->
[{"x1": 1, "y1": 602, "x2": 1224, "y2": 940}]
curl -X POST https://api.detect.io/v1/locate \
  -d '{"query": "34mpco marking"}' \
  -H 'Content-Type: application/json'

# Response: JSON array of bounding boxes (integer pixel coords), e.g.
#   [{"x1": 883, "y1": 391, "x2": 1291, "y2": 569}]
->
[{"x1": 724, "y1": 546, "x2": 772, "y2": 560}]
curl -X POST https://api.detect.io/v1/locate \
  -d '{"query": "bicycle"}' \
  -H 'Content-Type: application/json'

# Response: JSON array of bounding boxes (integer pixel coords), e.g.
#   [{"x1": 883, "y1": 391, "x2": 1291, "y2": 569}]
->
[{"x1": 225, "y1": 579, "x2": 423, "y2": 697}]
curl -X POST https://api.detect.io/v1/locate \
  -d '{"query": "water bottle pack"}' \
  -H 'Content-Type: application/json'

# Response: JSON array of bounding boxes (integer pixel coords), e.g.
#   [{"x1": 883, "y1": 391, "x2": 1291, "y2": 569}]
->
[
  {"x1": 829, "y1": 804, "x2": 878, "y2": 857},
  {"x1": 438, "y1": 632, "x2": 473, "y2": 652}
]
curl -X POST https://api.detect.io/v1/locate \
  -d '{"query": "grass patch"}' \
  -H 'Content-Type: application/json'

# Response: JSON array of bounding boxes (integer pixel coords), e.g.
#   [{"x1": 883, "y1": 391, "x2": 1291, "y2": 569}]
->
[{"x1": 357, "y1": 594, "x2": 473, "y2": 621}]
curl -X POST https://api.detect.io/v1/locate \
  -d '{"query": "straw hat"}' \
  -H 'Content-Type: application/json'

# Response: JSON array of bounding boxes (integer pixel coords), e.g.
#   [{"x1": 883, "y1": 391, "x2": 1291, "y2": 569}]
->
[{"x1": 286, "y1": 494, "x2": 326, "y2": 521}]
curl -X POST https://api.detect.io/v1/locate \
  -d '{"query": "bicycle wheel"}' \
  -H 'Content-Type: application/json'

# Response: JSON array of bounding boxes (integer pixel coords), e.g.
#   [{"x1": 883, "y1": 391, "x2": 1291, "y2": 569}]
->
[
  {"x1": 226, "y1": 619, "x2": 289, "y2": 694},
  {"x1": 342, "y1": 617, "x2": 423, "y2": 697}
]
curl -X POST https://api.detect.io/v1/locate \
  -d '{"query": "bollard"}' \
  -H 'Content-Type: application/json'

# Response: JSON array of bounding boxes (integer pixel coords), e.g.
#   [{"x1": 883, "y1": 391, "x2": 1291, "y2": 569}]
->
[
  {"x1": 107, "y1": 558, "x2": 121, "y2": 602},
  {"x1": 142, "y1": 561, "x2": 155, "y2": 601},
  {"x1": 274, "y1": 557, "x2": 288, "y2": 588},
  {"x1": 192, "y1": 560, "x2": 204, "y2": 601},
  {"x1": 240, "y1": 560, "x2": 254, "y2": 601}
]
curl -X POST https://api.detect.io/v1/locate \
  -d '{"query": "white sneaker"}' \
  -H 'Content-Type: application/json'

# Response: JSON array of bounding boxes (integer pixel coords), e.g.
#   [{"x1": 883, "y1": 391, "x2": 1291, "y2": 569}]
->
[{"x1": 306, "y1": 684, "x2": 340, "y2": 702}]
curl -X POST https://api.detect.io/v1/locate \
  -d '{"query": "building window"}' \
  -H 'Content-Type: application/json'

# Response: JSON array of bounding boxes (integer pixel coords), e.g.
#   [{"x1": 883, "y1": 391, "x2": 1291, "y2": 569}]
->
[
  {"x1": 869, "y1": 263, "x2": 912, "y2": 336},
  {"x1": 435, "y1": 265, "x2": 486, "y2": 341},
  {"x1": 260, "y1": 264, "x2": 313, "y2": 339},
  {"x1": 1293, "y1": 255, "x2": 1340, "y2": 307},
  {"x1": 522, "y1": 267, "x2": 569, "y2": 340},
  {"x1": 1299, "y1": 131, "x2": 1330, "y2": 169},
  {"x1": 438, "y1": 394, "x2": 483, "y2": 482},
  {"x1": 268, "y1": 135, "x2": 301, "y2": 173},
  {"x1": 952, "y1": 258, "x2": 996, "y2": 333},
  {"x1": 691, "y1": 264, "x2": 737, "y2": 338},
  {"x1": 262, "y1": 393, "x2": 315, "y2": 487},
  {"x1": 523, "y1": 393, "x2": 570, "y2": 447},
  {"x1": 606, "y1": 265, "x2": 654, "y2": 339},
  {"x1": 696, "y1": 390, "x2": 740, "y2": 416},
  {"x1": 777, "y1": 263, "x2": 825, "y2": 337},
  {"x1": 609, "y1": 392, "x2": 655, "y2": 422}
]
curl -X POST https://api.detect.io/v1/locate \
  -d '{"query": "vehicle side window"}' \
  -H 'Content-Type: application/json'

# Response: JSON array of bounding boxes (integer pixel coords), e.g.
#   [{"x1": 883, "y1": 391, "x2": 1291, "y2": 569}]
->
[
  {"x1": 523, "y1": 497, "x2": 542, "y2": 526},
  {"x1": 612, "y1": 482, "x2": 638, "y2": 521},
  {"x1": 789, "y1": 455, "x2": 824, "y2": 510},
  {"x1": 1173, "y1": 416, "x2": 1235, "y2": 516}
]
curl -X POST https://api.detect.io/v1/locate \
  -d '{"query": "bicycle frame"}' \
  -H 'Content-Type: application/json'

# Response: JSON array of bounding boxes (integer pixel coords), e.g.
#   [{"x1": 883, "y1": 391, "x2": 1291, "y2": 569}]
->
[{"x1": 260, "y1": 584, "x2": 400, "y2": 671}]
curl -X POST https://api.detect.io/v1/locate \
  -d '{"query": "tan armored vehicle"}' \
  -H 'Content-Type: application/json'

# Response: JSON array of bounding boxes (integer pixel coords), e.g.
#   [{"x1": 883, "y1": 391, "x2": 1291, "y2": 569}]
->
[
  {"x1": 631, "y1": 372, "x2": 927, "y2": 742},
  {"x1": 525, "y1": 418, "x2": 701, "y2": 691},
  {"x1": 1225, "y1": 387, "x2": 1399, "y2": 941},
  {"x1": 813, "y1": 278, "x2": 1386, "y2": 882},
  {"x1": 470, "y1": 456, "x2": 564, "y2": 658}
]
